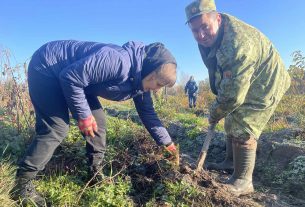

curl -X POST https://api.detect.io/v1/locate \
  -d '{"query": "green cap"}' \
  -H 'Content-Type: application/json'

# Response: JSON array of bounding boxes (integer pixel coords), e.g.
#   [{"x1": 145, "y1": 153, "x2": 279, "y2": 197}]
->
[{"x1": 185, "y1": 0, "x2": 216, "y2": 23}]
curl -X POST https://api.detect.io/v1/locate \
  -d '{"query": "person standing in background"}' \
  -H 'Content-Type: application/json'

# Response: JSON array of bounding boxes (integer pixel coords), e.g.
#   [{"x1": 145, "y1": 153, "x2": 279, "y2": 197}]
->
[{"x1": 185, "y1": 76, "x2": 198, "y2": 108}]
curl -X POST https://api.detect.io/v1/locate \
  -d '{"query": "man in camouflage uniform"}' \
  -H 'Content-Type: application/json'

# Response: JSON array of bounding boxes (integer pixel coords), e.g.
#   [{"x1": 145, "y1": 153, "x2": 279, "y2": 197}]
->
[{"x1": 185, "y1": 0, "x2": 291, "y2": 196}]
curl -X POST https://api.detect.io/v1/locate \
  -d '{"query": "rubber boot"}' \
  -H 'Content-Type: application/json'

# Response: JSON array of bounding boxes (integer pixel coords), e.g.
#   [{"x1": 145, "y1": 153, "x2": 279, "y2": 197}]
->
[
  {"x1": 226, "y1": 137, "x2": 257, "y2": 196},
  {"x1": 207, "y1": 137, "x2": 233, "y2": 172},
  {"x1": 12, "y1": 170, "x2": 46, "y2": 207}
]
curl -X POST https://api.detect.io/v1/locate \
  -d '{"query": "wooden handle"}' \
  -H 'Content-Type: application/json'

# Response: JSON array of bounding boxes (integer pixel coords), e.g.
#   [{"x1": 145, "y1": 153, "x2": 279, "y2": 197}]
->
[{"x1": 195, "y1": 124, "x2": 216, "y2": 172}]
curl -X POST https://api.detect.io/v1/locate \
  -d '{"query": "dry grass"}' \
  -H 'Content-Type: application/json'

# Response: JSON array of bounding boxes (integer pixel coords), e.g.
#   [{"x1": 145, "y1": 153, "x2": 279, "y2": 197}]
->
[{"x1": 0, "y1": 160, "x2": 16, "y2": 207}]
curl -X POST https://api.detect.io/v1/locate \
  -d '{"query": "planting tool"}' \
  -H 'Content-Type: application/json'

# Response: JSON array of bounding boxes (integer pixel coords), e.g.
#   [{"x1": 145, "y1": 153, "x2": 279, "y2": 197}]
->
[{"x1": 195, "y1": 123, "x2": 216, "y2": 173}]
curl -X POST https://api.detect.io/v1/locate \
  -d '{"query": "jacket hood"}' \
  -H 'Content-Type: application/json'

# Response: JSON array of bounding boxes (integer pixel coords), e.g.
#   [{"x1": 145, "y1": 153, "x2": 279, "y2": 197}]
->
[
  {"x1": 142, "y1": 42, "x2": 177, "y2": 79},
  {"x1": 122, "y1": 41, "x2": 146, "y2": 91}
]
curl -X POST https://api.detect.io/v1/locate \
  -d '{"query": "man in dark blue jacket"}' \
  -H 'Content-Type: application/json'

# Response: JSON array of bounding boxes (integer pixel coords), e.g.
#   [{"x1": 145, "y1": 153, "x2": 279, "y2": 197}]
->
[
  {"x1": 185, "y1": 76, "x2": 198, "y2": 108},
  {"x1": 13, "y1": 40, "x2": 178, "y2": 206}
]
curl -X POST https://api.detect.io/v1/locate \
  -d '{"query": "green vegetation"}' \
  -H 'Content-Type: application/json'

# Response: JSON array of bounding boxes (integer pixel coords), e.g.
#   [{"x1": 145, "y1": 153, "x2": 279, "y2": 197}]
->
[
  {"x1": 147, "y1": 180, "x2": 208, "y2": 207},
  {"x1": 0, "y1": 159, "x2": 16, "y2": 207},
  {"x1": 256, "y1": 155, "x2": 305, "y2": 198},
  {"x1": 0, "y1": 48, "x2": 304, "y2": 206},
  {"x1": 36, "y1": 175, "x2": 133, "y2": 207}
]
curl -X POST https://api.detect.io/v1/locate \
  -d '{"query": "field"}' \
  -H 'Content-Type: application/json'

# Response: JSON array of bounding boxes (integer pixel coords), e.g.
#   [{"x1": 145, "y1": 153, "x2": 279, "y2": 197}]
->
[{"x1": 0, "y1": 50, "x2": 304, "y2": 206}]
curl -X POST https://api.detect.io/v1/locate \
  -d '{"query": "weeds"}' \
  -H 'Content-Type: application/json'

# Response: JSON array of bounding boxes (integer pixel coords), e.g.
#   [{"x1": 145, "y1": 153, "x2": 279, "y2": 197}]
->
[
  {"x1": 0, "y1": 159, "x2": 16, "y2": 207},
  {"x1": 0, "y1": 48, "x2": 304, "y2": 206},
  {"x1": 0, "y1": 48, "x2": 35, "y2": 136}
]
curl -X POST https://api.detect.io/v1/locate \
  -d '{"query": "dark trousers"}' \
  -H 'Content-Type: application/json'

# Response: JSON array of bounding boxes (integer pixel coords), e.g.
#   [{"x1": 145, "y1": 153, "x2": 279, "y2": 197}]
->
[
  {"x1": 17, "y1": 69, "x2": 106, "y2": 178},
  {"x1": 188, "y1": 94, "x2": 197, "y2": 108}
]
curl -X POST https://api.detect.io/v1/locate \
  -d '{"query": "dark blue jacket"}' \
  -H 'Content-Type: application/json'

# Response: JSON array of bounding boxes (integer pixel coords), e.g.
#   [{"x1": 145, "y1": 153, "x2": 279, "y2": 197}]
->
[
  {"x1": 185, "y1": 80, "x2": 198, "y2": 95},
  {"x1": 28, "y1": 40, "x2": 171, "y2": 145}
]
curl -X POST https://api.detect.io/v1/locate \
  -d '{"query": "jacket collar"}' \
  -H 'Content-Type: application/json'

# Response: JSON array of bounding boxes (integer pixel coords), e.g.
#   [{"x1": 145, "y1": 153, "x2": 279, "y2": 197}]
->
[{"x1": 122, "y1": 41, "x2": 145, "y2": 92}]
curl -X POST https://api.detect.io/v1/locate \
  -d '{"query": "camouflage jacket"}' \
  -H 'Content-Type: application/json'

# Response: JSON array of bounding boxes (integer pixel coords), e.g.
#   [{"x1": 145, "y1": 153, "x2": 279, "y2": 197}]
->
[{"x1": 198, "y1": 14, "x2": 291, "y2": 138}]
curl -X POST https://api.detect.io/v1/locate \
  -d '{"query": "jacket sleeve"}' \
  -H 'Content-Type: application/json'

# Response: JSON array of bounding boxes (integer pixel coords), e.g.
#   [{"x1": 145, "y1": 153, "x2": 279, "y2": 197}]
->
[
  {"x1": 133, "y1": 92, "x2": 172, "y2": 146},
  {"x1": 59, "y1": 49, "x2": 123, "y2": 120},
  {"x1": 209, "y1": 53, "x2": 256, "y2": 122}
]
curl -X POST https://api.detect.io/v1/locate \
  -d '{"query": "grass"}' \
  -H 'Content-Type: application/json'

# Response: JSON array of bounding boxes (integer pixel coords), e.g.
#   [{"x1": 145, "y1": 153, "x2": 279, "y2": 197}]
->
[
  {"x1": 0, "y1": 107, "x2": 214, "y2": 206},
  {"x1": 0, "y1": 92, "x2": 304, "y2": 206},
  {"x1": 145, "y1": 180, "x2": 208, "y2": 207},
  {"x1": 0, "y1": 160, "x2": 16, "y2": 207},
  {"x1": 263, "y1": 94, "x2": 305, "y2": 132},
  {"x1": 256, "y1": 155, "x2": 305, "y2": 199}
]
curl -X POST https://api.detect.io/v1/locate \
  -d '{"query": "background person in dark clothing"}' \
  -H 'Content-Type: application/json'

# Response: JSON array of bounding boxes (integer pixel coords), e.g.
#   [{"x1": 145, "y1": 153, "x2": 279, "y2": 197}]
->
[
  {"x1": 13, "y1": 40, "x2": 179, "y2": 206},
  {"x1": 185, "y1": 76, "x2": 198, "y2": 108}
]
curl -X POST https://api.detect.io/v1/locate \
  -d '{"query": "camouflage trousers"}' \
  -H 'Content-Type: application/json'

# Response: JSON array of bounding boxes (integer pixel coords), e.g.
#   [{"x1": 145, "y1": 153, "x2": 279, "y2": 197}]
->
[{"x1": 224, "y1": 103, "x2": 279, "y2": 141}]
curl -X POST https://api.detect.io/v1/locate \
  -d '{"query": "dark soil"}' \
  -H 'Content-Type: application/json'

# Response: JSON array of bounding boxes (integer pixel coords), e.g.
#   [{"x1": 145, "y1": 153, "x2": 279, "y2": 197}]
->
[
  {"x1": 106, "y1": 108, "x2": 305, "y2": 206},
  {"x1": 170, "y1": 125, "x2": 305, "y2": 207},
  {"x1": 45, "y1": 108, "x2": 305, "y2": 207},
  {"x1": 125, "y1": 127, "x2": 305, "y2": 207}
]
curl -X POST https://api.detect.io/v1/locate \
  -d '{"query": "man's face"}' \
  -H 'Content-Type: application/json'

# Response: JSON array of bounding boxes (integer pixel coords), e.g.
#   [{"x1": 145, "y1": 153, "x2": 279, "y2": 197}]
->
[{"x1": 189, "y1": 13, "x2": 221, "y2": 47}]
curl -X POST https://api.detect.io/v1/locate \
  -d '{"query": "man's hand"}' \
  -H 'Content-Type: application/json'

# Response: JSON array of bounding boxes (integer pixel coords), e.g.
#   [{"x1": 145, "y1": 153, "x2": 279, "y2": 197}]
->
[
  {"x1": 164, "y1": 142, "x2": 180, "y2": 167},
  {"x1": 78, "y1": 115, "x2": 98, "y2": 138}
]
